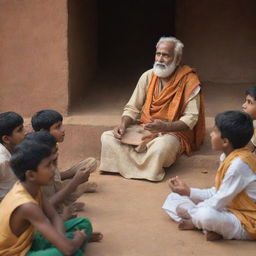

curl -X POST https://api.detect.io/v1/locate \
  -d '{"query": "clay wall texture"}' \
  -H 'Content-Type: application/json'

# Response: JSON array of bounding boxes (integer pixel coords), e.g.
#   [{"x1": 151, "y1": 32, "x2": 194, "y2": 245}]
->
[
  {"x1": 176, "y1": 0, "x2": 256, "y2": 83},
  {"x1": 1, "y1": 0, "x2": 256, "y2": 117},
  {"x1": 0, "y1": 0, "x2": 68, "y2": 116}
]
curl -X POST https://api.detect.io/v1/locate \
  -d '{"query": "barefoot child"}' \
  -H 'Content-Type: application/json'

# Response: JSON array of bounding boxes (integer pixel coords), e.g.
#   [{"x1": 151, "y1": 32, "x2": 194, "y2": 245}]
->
[
  {"x1": 0, "y1": 140, "x2": 102, "y2": 255},
  {"x1": 163, "y1": 111, "x2": 256, "y2": 241},
  {"x1": 0, "y1": 112, "x2": 26, "y2": 201},
  {"x1": 25, "y1": 131, "x2": 92, "y2": 219},
  {"x1": 242, "y1": 85, "x2": 256, "y2": 152},
  {"x1": 31, "y1": 110, "x2": 97, "y2": 210}
]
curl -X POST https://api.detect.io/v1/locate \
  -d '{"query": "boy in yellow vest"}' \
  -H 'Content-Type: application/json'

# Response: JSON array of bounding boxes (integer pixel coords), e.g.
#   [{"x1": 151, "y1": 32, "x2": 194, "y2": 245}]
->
[
  {"x1": 0, "y1": 140, "x2": 102, "y2": 255},
  {"x1": 242, "y1": 85, "x2": 256, "y2": 152},
  {"x1": 25, "y1": 131, "x2": 92, "y2": 219},
  {"x1": 162, "y1": 111, "x2": 256, "y2": 241}
]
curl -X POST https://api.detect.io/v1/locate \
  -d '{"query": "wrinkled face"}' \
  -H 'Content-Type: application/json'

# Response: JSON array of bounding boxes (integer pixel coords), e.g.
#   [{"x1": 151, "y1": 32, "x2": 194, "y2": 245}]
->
[
  {"x1": 49, "y1": 121, "x2": 65, "y2": 143},
  {"x1": 242, "y1": 95, "x2": 256, "y2": 120},
  {"x1": 34, "y1": 155, "x2": 55, "y2": 186},
  {"x1": 153, "y1": 42, "x2": 178, "y2": 78},
  {"x1": 155, "y1": 42, "x2": 175, "y2": 66},
  {"x1": 8, "y1": 124, "x2": 26, "y2": 146},
  {"x1": 210, "y1": 126, "x2": 225, "y2": 151}
]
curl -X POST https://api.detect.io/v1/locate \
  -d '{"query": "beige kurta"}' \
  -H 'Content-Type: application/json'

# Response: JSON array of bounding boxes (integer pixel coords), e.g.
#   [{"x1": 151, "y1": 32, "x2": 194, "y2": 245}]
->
[{"x1": 99, "y1": 69, "x2": 200, "y2": 181}]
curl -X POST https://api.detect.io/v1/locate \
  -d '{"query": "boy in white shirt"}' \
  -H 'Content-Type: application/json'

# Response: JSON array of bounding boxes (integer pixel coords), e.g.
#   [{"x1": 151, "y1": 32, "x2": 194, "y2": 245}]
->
[
  {"x1": 0, "y1": 112, "x2": 26, "y2": 201},
  {"x1": 163, "y1": 111, "x2": 256, "y2": 241}
]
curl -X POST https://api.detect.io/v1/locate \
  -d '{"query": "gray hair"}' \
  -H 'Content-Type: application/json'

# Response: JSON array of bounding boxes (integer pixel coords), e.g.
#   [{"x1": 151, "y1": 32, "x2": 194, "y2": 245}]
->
[{"x1": 156, "y1": 36, "x2": 184, "y2": 57}]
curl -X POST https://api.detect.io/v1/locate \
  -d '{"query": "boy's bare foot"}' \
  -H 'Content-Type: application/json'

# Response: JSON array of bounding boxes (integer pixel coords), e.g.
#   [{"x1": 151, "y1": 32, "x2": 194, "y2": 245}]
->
[
  {"x1": 83, "y1": 182, "x2": 98, "y2": 193},
  {"x1": 178, "y1": 219, "x2": 195, "y2": 230},
  {"x1": 62, "y1": 205, "x2": 77, "y2": 221},
  {"x1": 77, "y1": 182, "x2": 98, "y2": 195},
  {"x1": 176, "y1": 206, "x2": 190, "y2": 219},
  {"x1": 206, "y1": 231, "x2": 223, "y2": 241},
  {"x1": 72, "y1": 202, "x2": 85, "y2": 211},
  {"x1": 72, "y1": 157, "x2": 98, "y2": 173},
  {"x1": 89, "y1": 232, "x2": 103, "y2": 242}
]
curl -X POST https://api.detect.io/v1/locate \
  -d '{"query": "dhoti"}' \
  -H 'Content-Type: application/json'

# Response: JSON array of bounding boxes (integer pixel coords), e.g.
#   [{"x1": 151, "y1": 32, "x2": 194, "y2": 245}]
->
[
  {"x1": 162, "y1": 193, "x2": 252, "y2": 240},
  {"x1": 99, "y1": 130, "x2": 181, "y2": 181}
]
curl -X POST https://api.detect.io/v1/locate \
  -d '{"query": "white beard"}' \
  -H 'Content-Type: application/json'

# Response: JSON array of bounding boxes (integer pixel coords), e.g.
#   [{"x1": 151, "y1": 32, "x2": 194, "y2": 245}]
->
[{"x1": 153, "y1": 61, "x2": 177, "y2": 78}]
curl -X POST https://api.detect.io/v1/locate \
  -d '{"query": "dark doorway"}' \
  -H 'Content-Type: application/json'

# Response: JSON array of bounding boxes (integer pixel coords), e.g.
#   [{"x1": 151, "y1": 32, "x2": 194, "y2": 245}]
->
[{"x1": 68, "y1": 0, "x2": 176, "y2": 114}]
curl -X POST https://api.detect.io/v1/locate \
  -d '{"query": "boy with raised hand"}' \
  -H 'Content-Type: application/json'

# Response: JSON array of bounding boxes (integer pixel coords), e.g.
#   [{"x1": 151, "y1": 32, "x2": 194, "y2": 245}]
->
[
  {"x1": 163, "y1": 111, "x2": 256, "y2": 241},
  {"x1": 242, "y1": 85, "x2": 256, "y2": 152},
  {"x1": 0, "y1": 140, "x2": 102, "y2": 255},
  {"x1": 25, "y1": 131, "x2": 91, "y2": 219},
  {"x1": 31, "y1": 109, "x2": 97, "y2": 210},
  {"x1": 0, "y1": 111, "x2": 26, "y2": 201}
]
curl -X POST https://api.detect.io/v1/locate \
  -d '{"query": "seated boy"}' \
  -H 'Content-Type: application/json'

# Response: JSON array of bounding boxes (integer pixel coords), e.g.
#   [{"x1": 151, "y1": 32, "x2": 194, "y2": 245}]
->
[
  {"x1": 242, "y1": 85, "x2": 256, "y2": 152},
  {"x1": 162, "y1": 111, "x2": 256, "y2": 241},
  {"x1": 31, "y1": 109, "x2": 97, "y2": 210},
  {"x1": 0, "y1": 140, "x2": 102, "y2": 255},
  {"x1": 0, "y1": 112, "x2": 26, "y2": 201},
  {"x1": 25, "y1": 131, "x2": 92, "y2": 219}
]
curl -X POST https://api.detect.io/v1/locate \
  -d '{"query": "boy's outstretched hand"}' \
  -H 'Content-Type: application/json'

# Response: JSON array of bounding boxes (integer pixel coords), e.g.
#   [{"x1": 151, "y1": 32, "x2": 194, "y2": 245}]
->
[
  {"x1": 168, "y1": 176, "x2": 190, "y2": 196},
  {"x1": 74, "y1": 168, "x2": 91, "y2": 185}
]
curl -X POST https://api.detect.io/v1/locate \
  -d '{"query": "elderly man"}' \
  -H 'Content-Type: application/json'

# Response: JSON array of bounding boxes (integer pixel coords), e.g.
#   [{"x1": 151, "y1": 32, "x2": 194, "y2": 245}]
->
[{"x1": 99, "y1": 36, "x2": 205, "y2": 181}]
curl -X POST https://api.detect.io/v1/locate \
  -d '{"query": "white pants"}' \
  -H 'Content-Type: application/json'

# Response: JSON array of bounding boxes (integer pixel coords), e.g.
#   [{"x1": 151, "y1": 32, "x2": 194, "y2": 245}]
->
[
  {"x1": 162, "y1": 193, "x2": 252, "y2": 240},
  {"x1": 99, "y1": 131, "x2": 180, "y2": 181}
]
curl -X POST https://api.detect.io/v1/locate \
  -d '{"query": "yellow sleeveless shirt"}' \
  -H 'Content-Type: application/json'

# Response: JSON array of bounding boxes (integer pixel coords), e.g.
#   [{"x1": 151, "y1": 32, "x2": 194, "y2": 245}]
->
[{"x1": 0, "y1": 181, "x2": 42, "y2": 255}]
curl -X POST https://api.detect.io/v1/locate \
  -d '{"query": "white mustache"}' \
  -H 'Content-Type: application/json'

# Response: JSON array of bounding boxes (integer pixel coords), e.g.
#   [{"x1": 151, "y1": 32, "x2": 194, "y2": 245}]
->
[{"x1": 154, "y1": 62, "x2": 167, "y2": 69}]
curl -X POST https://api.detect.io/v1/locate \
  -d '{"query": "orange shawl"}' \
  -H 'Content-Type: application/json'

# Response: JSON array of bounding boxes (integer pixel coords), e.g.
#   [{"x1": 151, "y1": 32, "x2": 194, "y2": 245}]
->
[
  {"x1": 140, "y1": 65, "x2": 205, "y2": 155},
  {"x1": 215, "y1": 148, "x2": 256, "y2": 239}
]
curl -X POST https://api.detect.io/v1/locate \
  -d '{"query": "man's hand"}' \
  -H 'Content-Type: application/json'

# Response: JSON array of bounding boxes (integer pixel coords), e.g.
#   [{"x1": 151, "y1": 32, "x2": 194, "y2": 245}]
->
[
  {"x1": 144, "y1": 119, "x2": 168, "y2": 133},
  {"x1": 73, "y1": 168, "x2": 91, "y2": 185},
  {"x1": 113, "y1": 124, "x2": 126, "y2": 139},
  {"x1": 168, "y1": 176, "x2": 190, "y2": 196}
]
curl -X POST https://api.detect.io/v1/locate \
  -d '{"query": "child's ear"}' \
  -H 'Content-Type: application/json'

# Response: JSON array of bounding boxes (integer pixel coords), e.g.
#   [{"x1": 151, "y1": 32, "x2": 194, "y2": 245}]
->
[
  {"x1": 25, "y1": 170, "x2": 37, "y2": 181},
  {"x1": 222, "y1": 138, "x2": 231, "y2": 147},
  {"x1": 2, "y1": 135, "x2": 11, "y2": 145}
]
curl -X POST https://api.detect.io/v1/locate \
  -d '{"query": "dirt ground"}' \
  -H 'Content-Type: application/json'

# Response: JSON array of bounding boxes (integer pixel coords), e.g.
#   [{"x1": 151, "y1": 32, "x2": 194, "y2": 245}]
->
[{"x1": 54, "y1": 81, "x2": 255, "y2": 256}]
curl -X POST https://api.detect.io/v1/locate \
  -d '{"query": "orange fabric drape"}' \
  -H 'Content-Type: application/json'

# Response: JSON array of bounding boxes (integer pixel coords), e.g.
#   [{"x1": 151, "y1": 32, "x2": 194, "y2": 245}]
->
[
  {"x1": 140, "y1": 65, "x2": 205, "y2": 155},
  {"x1": 215, "y1": 148, "x2": 256, "y2": 239}
]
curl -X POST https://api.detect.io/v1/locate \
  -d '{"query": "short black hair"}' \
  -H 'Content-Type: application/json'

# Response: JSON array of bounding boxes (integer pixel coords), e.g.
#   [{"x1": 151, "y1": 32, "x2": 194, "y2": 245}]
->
[
  {"x1": 215, "y1": 110, "x2": 253, "y2": 149},
  {"x1": 10, "y1": 140, "x2": 52, "y2": 181},
  {"x1": 245, "y1": 86, "x2": 256, "y2": 100},
  {"x1": 25, "y1": 131, "x2": 57, "y2": 149},
  {"x1": 31, "y1": 109, "x2": 63, "y2": 131},
  {"x1": 0, "y1": 112, "x2": 24, "y2": 143}
]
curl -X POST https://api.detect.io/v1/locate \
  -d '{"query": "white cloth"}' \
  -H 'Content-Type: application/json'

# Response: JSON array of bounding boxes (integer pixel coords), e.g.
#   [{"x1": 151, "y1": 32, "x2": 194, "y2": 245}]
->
[
  {"x1": 100, "y1": 131, "x2": 180, "y2": 181},
  {"x1": 0, "y1": 144, "x2": 17, "y2": 200},
  {"x1": 162, "y1": 155, "x2": 256, "y2": 240}
]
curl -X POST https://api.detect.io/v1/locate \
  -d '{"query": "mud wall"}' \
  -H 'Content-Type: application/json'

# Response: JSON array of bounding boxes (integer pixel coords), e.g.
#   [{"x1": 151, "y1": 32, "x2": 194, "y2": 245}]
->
[
  {"x1": 176, "y1": 0, "x2": 256, "y2": 83},
  {"x1": 0, "y1": 0, "x2": 68, "y2": 116}
]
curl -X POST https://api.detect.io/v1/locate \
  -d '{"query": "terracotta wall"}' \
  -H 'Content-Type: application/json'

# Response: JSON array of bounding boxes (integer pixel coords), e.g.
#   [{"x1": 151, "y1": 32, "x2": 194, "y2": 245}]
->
[
  {"x1": 68, "y1": 0, "x2": 98, "y2": 108},
  {"x1": 0, "y1": 0, "x2": 68, "y2": 117},
  {"x1": 176, "y1": 0, "x2": 256, "y2": 83}
]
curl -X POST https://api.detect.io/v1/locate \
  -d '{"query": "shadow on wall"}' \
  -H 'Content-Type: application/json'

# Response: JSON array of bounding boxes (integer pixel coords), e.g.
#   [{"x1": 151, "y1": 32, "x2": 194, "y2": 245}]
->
[{"x1": 67, "y1": 0, "x2": 176, "y2": 112}]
